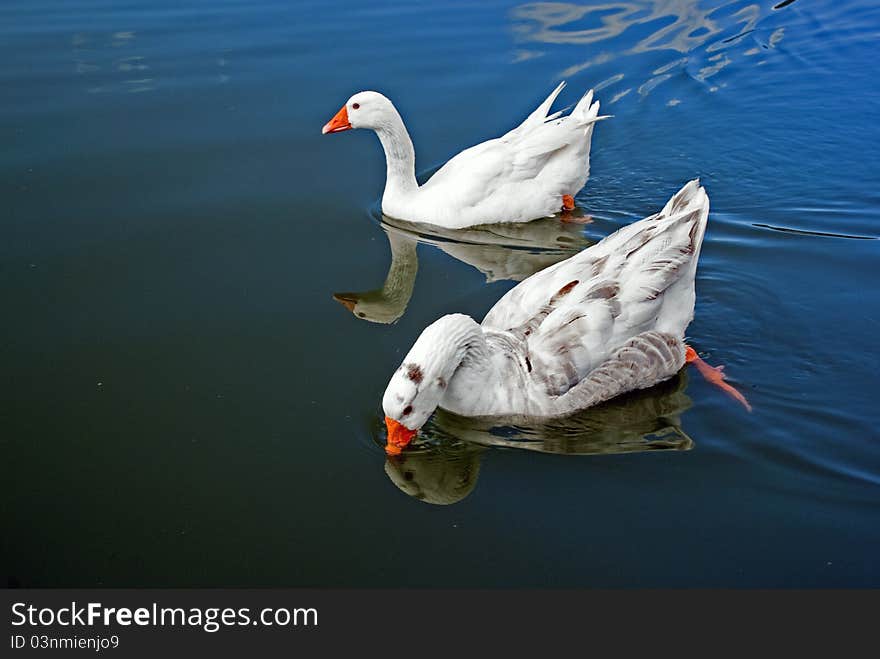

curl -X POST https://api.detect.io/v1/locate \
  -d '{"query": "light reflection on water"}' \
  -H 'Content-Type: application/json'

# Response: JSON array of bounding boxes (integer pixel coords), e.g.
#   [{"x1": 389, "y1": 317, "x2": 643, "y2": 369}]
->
[
  {"x1": 69, "y1": 27, "x2": 234, "y2": 94},
  {"x1": 70, "y1": 29, "x2": 158, "y2": 94},
  {"x1": 511, "y1": 0, "x2": 796, "y2": 101}
]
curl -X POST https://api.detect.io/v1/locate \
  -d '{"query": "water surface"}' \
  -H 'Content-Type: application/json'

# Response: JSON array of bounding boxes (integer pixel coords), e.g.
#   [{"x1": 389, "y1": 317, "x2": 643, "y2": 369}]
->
[{"x1": 3, "y1": 0, "x2": 879, "y2": 587}]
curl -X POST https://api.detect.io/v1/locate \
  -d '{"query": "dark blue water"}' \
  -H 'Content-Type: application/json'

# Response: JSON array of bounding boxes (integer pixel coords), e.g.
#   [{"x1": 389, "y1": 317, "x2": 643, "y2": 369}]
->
[{"x1": 3, "y1": 0, "x2": 879, "y2": 587}]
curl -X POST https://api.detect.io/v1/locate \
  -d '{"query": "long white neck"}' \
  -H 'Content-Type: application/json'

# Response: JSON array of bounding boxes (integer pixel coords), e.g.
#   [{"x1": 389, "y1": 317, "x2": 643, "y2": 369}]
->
[
  {"x1": 374, "y1": 109, "x2": 418, "y2": 201},
  {"x1": 417, "y1": 315, "x2": 497, "y2": 411},
  {"x1": 384, "y1": 314, "x2": 498, "y2": 428}
]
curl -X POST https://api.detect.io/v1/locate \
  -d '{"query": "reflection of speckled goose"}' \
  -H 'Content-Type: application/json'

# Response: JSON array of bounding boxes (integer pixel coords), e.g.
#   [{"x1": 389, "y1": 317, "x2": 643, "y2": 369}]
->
[
  {"x1": 430, "y1": 369, "x2": 693, "y2": 455},
  {"x1": 382, "y1": 372, "x2": 693, "y2": 505},
  {"x1": 333, "y1": 216, "x2": 591, "y2": 324},
  {"x1": 384, "y1": 445, "x2": 483, "y2": 505},
  {"x1": 382, "y1": 180, "x2": 710, "y2": 454}
]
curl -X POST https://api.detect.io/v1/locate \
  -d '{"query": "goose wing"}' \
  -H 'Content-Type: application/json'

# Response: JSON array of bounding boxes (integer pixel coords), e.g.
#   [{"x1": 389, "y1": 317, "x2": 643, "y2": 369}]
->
[
  {"x1": 420, "y1": 83, "x2": 604, "y2": 207},
  {"x1": 482, "y1": 180, "x2": 709, "y2": 397}
]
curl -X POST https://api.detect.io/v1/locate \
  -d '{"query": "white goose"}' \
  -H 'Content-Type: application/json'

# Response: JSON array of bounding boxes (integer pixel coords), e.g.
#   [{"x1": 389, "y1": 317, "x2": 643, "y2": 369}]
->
[
  {"x1": 322, "y1": 82, "x2": 605, "y2": 229},
  {"x1": 381, "y1": 180, "x2": 750, "y2": 455}
]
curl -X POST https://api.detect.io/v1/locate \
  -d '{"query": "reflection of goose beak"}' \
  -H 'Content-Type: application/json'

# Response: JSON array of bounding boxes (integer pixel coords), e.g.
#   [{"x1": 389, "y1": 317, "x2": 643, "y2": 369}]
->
[
  {"x1": 385, "y1": 416, "x2": 418, "y2": 455},
  {"x1": 332, "y1": 293, "x2": 358, "y2": 312}
]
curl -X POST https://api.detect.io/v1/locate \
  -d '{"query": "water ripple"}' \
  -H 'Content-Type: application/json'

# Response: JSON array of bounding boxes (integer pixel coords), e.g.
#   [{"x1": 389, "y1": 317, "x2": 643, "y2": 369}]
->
[
  {"x1": 752, "y1": 223, "x2": 878, "y2": 240},
  {"x1": 511, "y1": 0, "x2": 806, "y2": 102}
]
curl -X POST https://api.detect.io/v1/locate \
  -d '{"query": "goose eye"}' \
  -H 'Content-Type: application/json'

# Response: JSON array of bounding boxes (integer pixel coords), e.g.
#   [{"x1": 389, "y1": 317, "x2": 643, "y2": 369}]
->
[
  {"x1": 352, "y1": 103, "x2": 360, "y2": 110},
  {"x1": 402, "y1": 405, "x2": 413, "y2": 416}
]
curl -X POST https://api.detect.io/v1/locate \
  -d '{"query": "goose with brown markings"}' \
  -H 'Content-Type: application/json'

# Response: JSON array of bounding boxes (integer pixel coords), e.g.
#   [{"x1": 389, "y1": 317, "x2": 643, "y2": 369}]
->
[{"x1": 381, "y1": 180, "x2": 751, "y2": 455}]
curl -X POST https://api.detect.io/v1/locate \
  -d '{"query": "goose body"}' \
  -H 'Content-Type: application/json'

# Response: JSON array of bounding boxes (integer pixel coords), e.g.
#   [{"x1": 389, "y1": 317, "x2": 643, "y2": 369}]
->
[
  {"x1": 382, "y1": 180, "x2": 710, "y2": 453},
  {"x1": 322, "y1": 82, "x2": 605, "y2": 229}
]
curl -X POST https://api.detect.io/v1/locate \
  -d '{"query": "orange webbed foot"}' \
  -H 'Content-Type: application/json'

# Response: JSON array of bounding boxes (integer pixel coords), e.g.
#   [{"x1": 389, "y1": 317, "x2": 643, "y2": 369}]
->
[
  {"x1": 560, "y1": 195, "x2": 591, "y2": 224},
  {"x1": 685, "y1": 344, "x2": 752, "y2": 412},
  {"x1": 560, "y1": 213, "x2": 593, "y2": 224}
]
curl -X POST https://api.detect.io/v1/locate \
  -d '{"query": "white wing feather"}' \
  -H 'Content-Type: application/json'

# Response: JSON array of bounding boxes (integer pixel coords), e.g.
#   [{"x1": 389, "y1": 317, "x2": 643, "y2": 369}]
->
[
  {"x1": 482, "y1": 180, "x2": 708, "y2": 402},
  {"x1": 416, "y1": 83, "x2": 606, "y2": 222}
]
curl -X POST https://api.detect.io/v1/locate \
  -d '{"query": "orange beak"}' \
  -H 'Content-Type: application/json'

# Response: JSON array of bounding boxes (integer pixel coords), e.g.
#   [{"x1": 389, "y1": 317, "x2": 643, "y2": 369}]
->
[
  {"x1": 385, "y1": 416, "x2": 418, "y2": 456},
  {"x1": 322, "y1": 105, "x2": 352, "y2": 135},
  {"x1": 332, "y1": 292, "x2": 358, "y2": 312}
]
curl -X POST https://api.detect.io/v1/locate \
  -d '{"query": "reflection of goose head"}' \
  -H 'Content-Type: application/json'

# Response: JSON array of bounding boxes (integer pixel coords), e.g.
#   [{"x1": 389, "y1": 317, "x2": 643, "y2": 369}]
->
[
  {"x1": 379, "y1": 370, "x2": 693, "y2": 505},
  {"x1": 384, "y1": 444, "x2": 483, "y2": 505},
  {"x1": 333, "y1": 215, "x2": 592, "y2": 324},
  {"x1": 332, "y1": 228, "x2": 418, "y2": 324}
]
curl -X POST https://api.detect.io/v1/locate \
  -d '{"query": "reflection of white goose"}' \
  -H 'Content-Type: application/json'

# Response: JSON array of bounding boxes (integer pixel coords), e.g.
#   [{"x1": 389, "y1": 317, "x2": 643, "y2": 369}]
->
[
  {"x1": 333, "y1": 229, "x2": 418, "y2": 325},
  {"x1": 333, "y1": 216, "x2": 592, "y2": 324},
  {"x1": 322, "y1": 83, "x2": 605, "y2": 228},
  {"x1": 383, "y1": 214, "x2": 593, "y2": 282},
  {"x1": 382, "y1": 371, "x2": 693, "y2": 505},
  {"x1": 382, "y1": 180, "x2": 717, "y2": 454}
]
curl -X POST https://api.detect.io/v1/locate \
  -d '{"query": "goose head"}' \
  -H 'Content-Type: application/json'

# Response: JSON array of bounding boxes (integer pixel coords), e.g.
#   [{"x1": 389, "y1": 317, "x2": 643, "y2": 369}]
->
[
  {"x1": 382, "y1": 360, "x2": 445, "y2": 456},
  {"x1": 321, "y1": 91, "x2": 397, "y2": 135},
  {"x1": 332, "y1": 289, "x2": 407, "y2": 325},
  {"x1": 381, "y1": 315, "x2": 481, "y2": 455}
]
